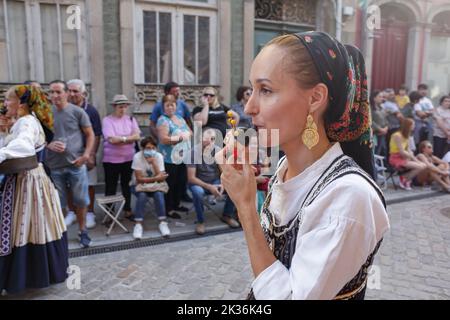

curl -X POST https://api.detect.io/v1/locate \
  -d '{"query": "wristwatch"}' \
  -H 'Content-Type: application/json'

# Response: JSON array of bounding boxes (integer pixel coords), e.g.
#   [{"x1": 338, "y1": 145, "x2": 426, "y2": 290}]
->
[{"x1": 122, "y1": 136, "x2": 127, "y2": 143}]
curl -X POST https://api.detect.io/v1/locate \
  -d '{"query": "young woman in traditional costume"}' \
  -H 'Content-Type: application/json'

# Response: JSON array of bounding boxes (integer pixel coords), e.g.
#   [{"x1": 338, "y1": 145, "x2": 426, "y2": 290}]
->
[
  {"x1": 218, "y1": 32, "x2": 390, "y2": 300},
  {"x1": 0, "y1": 85, "x2": 68, "y2": 294}
]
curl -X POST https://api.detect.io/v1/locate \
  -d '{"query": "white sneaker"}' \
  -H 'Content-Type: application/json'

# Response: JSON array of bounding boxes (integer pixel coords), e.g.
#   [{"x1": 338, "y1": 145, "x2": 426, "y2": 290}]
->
[
  {"x1": 64, "y1": 211, "x2": 77, "y2": 227},
  {"x1": 159, "y1": 221, "x2": 171, "y2": 237},
  {"x1": 86, "y1": 211, "x2": 96, "y2": 229},
  {"x1": 133, "y1": 223, "x2": 143, "y2": 240}
]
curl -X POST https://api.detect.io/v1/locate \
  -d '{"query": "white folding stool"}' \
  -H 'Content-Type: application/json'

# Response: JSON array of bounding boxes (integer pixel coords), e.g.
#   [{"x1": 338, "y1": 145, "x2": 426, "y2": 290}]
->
[{"x1": 96, "y1": 194, "x2": 129, "y2": 236}]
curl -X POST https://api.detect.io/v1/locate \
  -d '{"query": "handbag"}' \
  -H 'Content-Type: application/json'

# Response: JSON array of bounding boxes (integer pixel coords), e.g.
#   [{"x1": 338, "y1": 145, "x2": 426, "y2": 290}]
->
[{"x1": 135, "y1": 181, "x2": 169, "y2": 193}]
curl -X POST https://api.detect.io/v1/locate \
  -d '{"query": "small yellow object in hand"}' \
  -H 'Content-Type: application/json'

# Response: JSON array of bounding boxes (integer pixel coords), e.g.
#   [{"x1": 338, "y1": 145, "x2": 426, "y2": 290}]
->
[
  {"x1": 227, "y1": 111, "x2": 234, "y2": 118},
  {"x1": 230, "y1": 119, "x2": 237, "y2": 126}
]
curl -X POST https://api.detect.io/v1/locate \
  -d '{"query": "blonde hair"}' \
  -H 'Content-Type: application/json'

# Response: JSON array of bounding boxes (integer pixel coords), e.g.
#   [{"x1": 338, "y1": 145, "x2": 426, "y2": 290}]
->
[
  {"x1": 265, "y1": 34, "x2": 321, "y2": 89},
  {"x1": 203, "y1": 87, "x2": 220, "y2": 108}
]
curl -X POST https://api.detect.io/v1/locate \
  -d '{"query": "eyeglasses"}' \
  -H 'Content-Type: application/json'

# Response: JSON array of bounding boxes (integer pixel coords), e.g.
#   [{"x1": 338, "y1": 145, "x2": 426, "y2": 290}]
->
[{"x1": 203, "y1": 93, "x2": 215, "y2": 98}]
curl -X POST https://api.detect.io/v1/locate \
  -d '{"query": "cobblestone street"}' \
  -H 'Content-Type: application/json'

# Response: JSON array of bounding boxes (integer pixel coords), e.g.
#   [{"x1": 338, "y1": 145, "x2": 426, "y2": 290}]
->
[{"x1": 2, "y1": 194, "x2": 450, "y2": 300}]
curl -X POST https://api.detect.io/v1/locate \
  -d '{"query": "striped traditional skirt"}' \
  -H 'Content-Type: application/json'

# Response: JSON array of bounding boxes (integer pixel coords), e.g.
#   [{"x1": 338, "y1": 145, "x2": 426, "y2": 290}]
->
[{"x1": 0, "y1": 164, "x2": 69, "y2": 294}]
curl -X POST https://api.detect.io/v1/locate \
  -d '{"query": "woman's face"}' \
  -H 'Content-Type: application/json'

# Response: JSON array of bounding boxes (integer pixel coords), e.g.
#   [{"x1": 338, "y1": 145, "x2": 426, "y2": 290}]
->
[
  {"x1": 442, "y1": 98, "x2": 450, "y2": 109},
  {"x1": 163, "y1": 101, "x2": 177, "y2": 116},
  {"x1": 374, "y1": 92, "x2": 384, "y2": 106},
  {"x1": 242, "y1": 89, "x2": 252, "y2": 105},
  {"x1": 144, "y1": 142, "x2": 156, "y2": 151},
  {"x1": 203, "y1": 90, "x2": 216, "y2": 107},
  {"x1": 423, "y1": 143, "x2": 433, "y2": 155},
  {"x1": 245, "y1": 45, "x2": 313, "y2": 148},
  {"x1": 114, "y1": 104, "x2": 129, "y2": 117},
  {"x1": 4, "y1": 90, "x2": 20, "y2": 118}
]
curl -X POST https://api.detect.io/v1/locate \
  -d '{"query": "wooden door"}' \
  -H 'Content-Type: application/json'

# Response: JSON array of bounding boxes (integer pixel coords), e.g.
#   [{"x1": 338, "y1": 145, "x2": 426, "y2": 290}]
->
[{"x1": 371, "y1": 21, "x2": 409, "y2": 91}]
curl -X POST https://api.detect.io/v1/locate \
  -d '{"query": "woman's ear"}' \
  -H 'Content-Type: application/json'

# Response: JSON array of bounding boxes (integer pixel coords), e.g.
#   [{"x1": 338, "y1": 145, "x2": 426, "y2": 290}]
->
[{"x1": 308, "y1": 83, "x2": 328, "y2": 114}]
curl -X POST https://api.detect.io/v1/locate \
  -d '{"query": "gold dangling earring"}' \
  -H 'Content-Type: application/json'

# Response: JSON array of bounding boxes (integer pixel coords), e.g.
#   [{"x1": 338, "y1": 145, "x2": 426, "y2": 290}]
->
[{"x1": 302, "y1": 114, "x2": 319, "y2": 150}]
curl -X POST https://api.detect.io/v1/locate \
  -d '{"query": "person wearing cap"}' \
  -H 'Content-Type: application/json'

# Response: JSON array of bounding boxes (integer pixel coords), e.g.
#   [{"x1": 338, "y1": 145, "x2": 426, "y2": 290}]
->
[
  {"x1": 45, "y1": 80, "x2": 95, "y2": 249},
  {"x1": 102, "y1": 94, "x2": 141, "y2": 220}
]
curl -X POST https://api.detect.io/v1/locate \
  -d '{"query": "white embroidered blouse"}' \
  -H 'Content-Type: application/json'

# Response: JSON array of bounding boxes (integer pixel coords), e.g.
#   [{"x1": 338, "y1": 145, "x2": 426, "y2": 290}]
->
[
  {"x1": 0, "y1": 115, "x2": 45, "y2": 163},
  {"x1": 252, "y1": 143, "x2": 390, "y2": 300}
]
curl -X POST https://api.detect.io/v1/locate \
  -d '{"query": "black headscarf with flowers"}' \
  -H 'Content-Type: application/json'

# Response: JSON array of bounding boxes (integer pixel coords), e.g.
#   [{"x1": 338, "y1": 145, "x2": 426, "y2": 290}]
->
[{"x1": 294, "y1": 31, "x2": 374, "y2": 178}]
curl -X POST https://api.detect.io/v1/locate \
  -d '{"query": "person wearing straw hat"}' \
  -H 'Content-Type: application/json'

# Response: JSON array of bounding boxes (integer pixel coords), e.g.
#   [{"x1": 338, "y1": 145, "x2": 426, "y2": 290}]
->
[{"x1": 102, "y1": 94, "x2": 141, "y2": 220}]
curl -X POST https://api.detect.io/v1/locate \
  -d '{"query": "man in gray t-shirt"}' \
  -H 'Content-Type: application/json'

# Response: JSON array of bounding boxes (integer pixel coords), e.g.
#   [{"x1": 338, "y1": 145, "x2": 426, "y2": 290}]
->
[
  {"x1": 46, "y1": 103, "x2": 92, "y2": 169},
  {"x1": 45, "y1": 80, "x2": 95, "y2": 248},
  {"x1": 187, "y1": 128, "x2": 239, "y2": 235}
]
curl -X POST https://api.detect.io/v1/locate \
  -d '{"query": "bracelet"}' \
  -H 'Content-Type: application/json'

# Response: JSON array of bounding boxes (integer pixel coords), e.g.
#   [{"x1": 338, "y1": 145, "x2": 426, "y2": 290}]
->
[{"x1": 122, "y1": 136, "x2": 126, "y2": 143}]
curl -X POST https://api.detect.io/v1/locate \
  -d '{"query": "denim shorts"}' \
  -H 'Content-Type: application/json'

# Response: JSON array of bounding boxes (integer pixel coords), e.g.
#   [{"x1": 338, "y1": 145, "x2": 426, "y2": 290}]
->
[{"x1": 51, "y1": 165, "x2": 90, "y2": 208}]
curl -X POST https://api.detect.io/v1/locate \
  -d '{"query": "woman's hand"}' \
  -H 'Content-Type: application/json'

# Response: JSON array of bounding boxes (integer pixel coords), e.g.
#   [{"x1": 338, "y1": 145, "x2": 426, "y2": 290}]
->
[
  {"x1": 108, "y1": 136, "x2": 124, "y2": 144},
  {"x1": 0, "y1": 115, "x2": 12, "y2": 132},
  {"x1": 146, "y1": 156, "x2": 158, "y2": 167},
  {"x1": 180, "y1": 131, "x2": 191, "y2": 141},
  {"x1": 155, "y1": 171, "x2": 169, "y2": 181},
  {"x1": 215, "y1": 145, "x2": 257, "y2": 215},
  {"x1": 200, "y1": 96, "x2": 209, "y2": 107}
]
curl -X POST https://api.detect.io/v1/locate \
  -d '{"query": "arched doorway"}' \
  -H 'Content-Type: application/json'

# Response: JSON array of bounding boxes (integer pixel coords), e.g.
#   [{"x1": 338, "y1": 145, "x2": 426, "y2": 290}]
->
[
  {"x1": 371, "y1": 3, "x2": 415, "y2": 91},
  {"x1": 426, "y1": 10, "x2": 450, "y2": 104}
]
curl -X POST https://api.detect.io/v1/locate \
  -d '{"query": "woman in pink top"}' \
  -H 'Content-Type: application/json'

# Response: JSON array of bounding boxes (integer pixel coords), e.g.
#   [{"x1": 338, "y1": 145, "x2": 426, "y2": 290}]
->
[{"x1": 102, "y1": 95, "x2": 141, "y2": 216}]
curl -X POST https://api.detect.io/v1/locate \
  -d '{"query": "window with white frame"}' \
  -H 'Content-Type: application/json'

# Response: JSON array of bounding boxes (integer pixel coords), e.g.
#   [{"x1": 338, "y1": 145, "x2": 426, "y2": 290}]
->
[
  {"x1": 135, "y1": 1, "x2": 218, "y2": 85},
  {"x1": 0, "y1": 0, "x2": 90, "y2": 83}
]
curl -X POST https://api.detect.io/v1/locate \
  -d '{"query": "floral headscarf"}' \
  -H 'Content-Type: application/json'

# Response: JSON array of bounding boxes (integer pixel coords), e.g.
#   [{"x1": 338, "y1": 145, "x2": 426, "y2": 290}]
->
[
  {"x1": 13, "y1": 85, "x2": 54, "y2": 133},
  {"x1": 294, "y1": 31, "x2": 374, "y2": 177}
]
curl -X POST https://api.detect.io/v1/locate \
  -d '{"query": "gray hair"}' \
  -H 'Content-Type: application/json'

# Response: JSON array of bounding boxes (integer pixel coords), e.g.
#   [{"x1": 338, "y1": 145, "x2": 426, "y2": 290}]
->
[{"x1": 67, "y1": 79, "x2": 86, "y2": 93}]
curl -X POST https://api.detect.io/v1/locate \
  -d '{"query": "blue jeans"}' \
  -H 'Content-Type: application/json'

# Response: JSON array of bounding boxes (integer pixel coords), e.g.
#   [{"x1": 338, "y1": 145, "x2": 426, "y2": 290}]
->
[
  {"x1": 51, "y1": 165, "x2": 89, "y2": 208},
  {"x1": 374, "y1": 135, "x2": 387, "y2": 157},
  {"x1": 188, "y1": 179, "x2": 236, "y2": 223},
  {"x1": 131, "y1": 186, "x2": 166, "y2": 222}
]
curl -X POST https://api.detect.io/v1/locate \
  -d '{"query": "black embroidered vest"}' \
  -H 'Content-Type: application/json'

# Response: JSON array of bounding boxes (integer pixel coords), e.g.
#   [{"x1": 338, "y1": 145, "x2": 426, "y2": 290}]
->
[{"x1": 248, "y1": 154, "x2": 386, "y2": 300}]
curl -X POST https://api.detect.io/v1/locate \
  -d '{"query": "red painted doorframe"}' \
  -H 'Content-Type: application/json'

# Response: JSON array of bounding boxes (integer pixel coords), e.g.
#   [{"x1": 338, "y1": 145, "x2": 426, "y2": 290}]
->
[{"x1": 371, "y1": 20, "x2": 409, "y2": 91}]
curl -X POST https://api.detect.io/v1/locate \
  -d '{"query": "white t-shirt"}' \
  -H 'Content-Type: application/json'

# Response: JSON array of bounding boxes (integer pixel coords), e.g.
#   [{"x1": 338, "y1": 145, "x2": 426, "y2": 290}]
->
[
  {"x1": 414, "y1": 97, "x2": 434, "y2": 121},
  {"x1": 252, "y1": 143, "x2": 390, "y2": 300},
  {"x1": 130, "y1": 151, "x2": 165, "y2": 186},
  {"x1": 443, "y1": 152, "x2": 450, "y2": 163},
  {"x1": 420, "y1": 97, "x2": 434, "y2": 112},
  {"x1": 0, "y1": 115, "x2": 45, "y2": 163}
]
